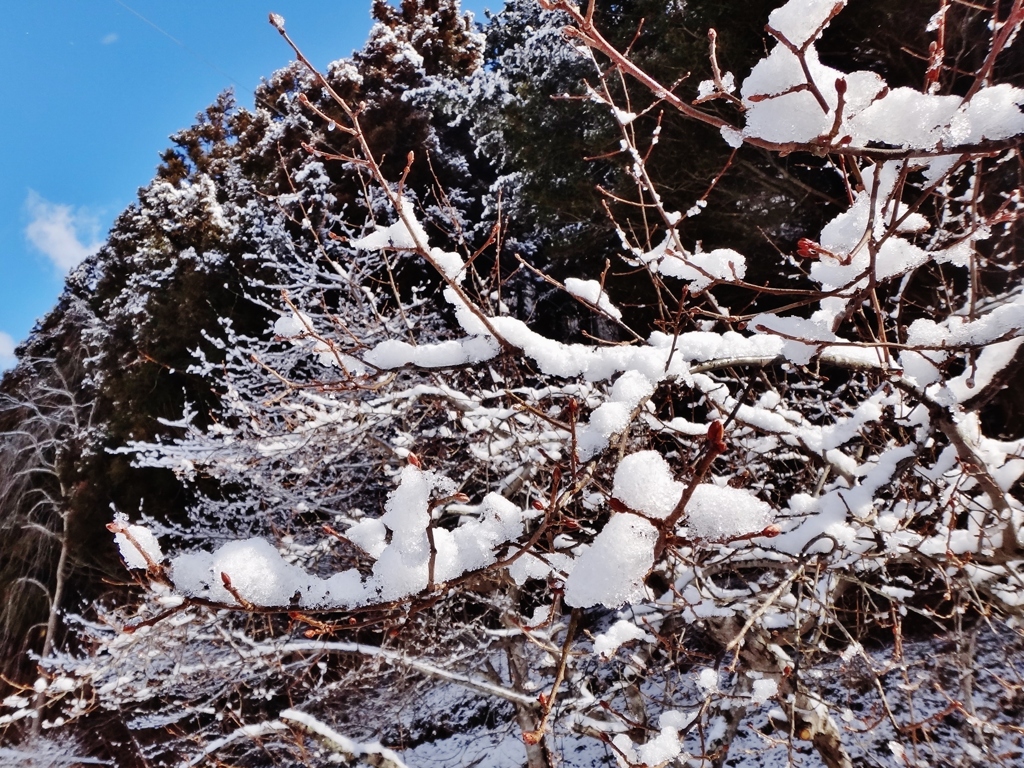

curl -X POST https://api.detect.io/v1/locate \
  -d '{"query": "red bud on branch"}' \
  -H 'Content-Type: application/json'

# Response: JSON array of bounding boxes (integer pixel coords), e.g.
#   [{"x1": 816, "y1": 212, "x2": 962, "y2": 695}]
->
[
  {"x1": 797, "y1": 238, "x2": 821, "y2": 259},
  {"x1": 707, "y1": 420, "x2": 727, "y2": 452}
]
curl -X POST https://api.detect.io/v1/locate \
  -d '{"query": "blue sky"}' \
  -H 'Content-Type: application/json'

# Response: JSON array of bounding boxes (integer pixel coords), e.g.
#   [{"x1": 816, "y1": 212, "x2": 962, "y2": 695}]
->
[{"x1": 0, "y1": 0, "x2": 491, "y2": 369}]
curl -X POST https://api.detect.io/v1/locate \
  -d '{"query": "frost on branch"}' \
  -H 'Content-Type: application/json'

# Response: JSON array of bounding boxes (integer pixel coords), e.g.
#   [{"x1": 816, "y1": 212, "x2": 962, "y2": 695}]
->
[{"x1": 162, "y1": 465, "x2": 527, "y2": 608}]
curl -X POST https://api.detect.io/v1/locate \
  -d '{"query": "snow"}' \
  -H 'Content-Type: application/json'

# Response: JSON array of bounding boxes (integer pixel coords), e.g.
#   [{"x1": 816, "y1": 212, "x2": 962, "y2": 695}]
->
[
  {"x1": 273, "y1": 310, "x2": 312, "y2": 339},
  {"x1": 279, "y1": 709, "x2": 410, "y2": 768},
  {"x1": 611, "y1": 107, "x2": 637, "y2": 126},
  {"x1": 575, "y1": 371, "x2": 657, "y2": 460},
  {"x1": 740, "y1": 45, "x2": 846, "y2": 143},
  {"x1": 611, "y1": 727, "x2": 686, "y2": 768},
  {"x1": 612, "y1": 451, "x2": 683, "y2": 519},
  {"x1": 430, "y1": 493, "x2": 526, "y2": 582},
  {"x1": 644, "y1": 241, "x2": 747, "y2": 292},
  {"x1": 369, "y1": 465, "x2": 451, "y2": 600},
  {"x1": 696, "y1": 667, "x2": 720, "y2": 694},
  {"x1": 684, "y1": 483, "x2": 775, "y2": 541},
  {"x1": 350, "y1": 202, "x2": 429, "y2": 251},
  {"x1": 112, "y1": 513, "x2": 163, "y2": 570},
  {"x1": 486, "y1": 315, "x2": 599, "y2": 378},
  {"x1": 846, "y1": 88, "x2": 961, "y2": 148},
  {"x1": 345, "y1": 517, "x2": 388, "y2": 558},
  {"x1": 507, "y1": 551, "x2": 575, "y2": 586},
  {"x1": 429, "y1": 247, "x2": 467, "y2": 282},
  {"x1": 636, "y1": 723, "x2": 685, "y2": 766},
  {"x1": 950, "y1": 342, "x2": 1024, "y2": 403},
  {"x1": 750, "y1": 677, "x2": 779, "y2": 704},
  {"x1": 564, "y1": 513, "x2": 657, "y2": 608},
  {"x1": 275, "y1": 309, "x2": 365, "y2": 371},
  {"x1": 738, "y1": 0, "x2": 1024, "y2": 151},
  {"x1": 592, "y1": 619, "x2": 656, "y2": 658},
  {"x1": 699, "y1": 73, "x2": 736, "y2": 101},
  {"x1": 168, "y1": 467, "x2": 527, "y2": 608},
  {"x1": 954, "y1": 84, "x2": 1024, "y2": 142},
  {"x1": 750, "y1": 313, "x2": 836, "y2": 365},
  {"x1": 364, "y1": 336, "x2": 500, "y2": 369},
  {"x1": 170, "y1": 538, "x2": 309, "y2": 607},
  {"x1": 906, "y1": 293, "x2": 1024, "y2": 349},
  {"x1": 767, "y1": 0, "x2": 845, "y2": 45},
  {"x1": 720, "y1": 125, "x2": 744, "y2": 147},
  {"x1": 60, "y1": 1, "x2": 1024, "y2": 764},
  {"x1": 564, "y1": 277, "x2": 623, "y2": 320},
  {"x1": 847, "y1": 84, "x2": 1024, "y2": 149}
]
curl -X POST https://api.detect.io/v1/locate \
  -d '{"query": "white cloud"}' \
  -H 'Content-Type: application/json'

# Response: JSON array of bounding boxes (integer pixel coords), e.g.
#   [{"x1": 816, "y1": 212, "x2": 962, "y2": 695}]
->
[
  {"x1": 0, "y1": 332, "x2": 16, "y2": 371},
  {"x1": 24, "y1": 191, "x2": 103, "y2": 272},
  {"x1": 101, "y1": 32, "x2": 119, "y2": 45}
]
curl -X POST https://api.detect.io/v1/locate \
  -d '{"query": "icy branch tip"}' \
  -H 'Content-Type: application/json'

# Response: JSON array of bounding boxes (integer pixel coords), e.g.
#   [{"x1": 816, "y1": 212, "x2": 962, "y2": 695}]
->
[{"x1": 269, "y1": 13, "x2": 286, "y2": 32}]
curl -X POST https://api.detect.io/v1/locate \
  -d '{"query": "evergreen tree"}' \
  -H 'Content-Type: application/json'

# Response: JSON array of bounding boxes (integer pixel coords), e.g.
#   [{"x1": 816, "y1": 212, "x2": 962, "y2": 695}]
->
[{"x1": 0, "y1": 0, "x2": 488, "y2": 712}]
